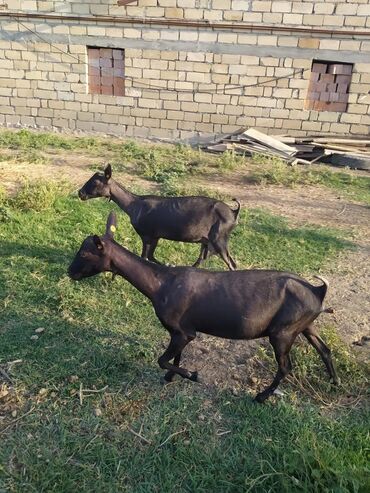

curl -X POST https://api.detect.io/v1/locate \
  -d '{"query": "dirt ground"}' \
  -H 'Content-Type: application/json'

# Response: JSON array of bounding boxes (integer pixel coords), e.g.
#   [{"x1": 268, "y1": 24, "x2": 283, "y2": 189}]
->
[{"x1": 1, "y1": 152, "x2": 369, "y2": 393}]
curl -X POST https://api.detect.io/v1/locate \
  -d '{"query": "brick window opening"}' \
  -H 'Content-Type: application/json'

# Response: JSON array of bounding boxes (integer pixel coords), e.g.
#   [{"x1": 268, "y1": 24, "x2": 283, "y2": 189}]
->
[
  {"x1": 305, "y1": 61, "x2": 353, "y2": 112},
  {"x1": 88, "y1": 47, "x2": 125, "y2": 96}
]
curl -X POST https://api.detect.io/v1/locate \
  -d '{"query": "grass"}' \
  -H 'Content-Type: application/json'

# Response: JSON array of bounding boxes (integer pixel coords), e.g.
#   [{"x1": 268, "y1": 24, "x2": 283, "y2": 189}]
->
[
  {"x1": 248, "y1": 158, "x2": 370, "y2": 205},
  {"x1": 1, "y1": 130, "x2": 369, "y2": 206},
  {"x1": 0, "y1": 182, "x2": 368, "y2": 492}
]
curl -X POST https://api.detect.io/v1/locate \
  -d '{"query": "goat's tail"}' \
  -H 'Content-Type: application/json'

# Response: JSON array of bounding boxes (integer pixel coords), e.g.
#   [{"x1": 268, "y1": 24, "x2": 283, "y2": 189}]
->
[
  {"x1": 231, "y1": 198, "x2": 241, "y2": 220},
  {"x1": 313, "y1": 275, "x2": 329, "y2": 304}
]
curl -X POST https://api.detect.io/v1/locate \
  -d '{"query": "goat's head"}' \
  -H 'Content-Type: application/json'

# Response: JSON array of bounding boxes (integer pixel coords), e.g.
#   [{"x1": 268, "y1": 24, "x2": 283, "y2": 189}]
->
[
  {"x1": 68, "y1": 212, "x2": 117, "y2": 280},
  {"x1": 78, "y1": 164, "x2": 112, "y2": 201}
]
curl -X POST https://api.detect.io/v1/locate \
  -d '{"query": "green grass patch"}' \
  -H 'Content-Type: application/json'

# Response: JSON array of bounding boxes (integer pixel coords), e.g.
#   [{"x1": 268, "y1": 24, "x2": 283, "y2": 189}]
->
[
  {"x1": 1, "y1": 130, "x2": 369, "y2": 206},
  {"x1": 0, "y1": 184, "x2": 367, "y2": 491},
  {"x1": 248, "y1": 159, "x2": 370, "y2": 205}
]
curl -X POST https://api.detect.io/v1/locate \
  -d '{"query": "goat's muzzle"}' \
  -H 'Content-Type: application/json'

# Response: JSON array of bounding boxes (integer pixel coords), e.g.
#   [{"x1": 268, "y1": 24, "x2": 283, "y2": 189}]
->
[
  {"x1": 68, "y1": 266, "x2": 82, "y2": 280},
  {"x1": 78, "y1": 189, "x2": 88, "y2": 201}
]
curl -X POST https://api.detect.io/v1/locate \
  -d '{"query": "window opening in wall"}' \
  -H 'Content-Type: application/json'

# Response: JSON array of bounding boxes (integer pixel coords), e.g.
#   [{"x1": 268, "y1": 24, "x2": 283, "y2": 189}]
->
[
  {"x1": 305, "y1": 60, "x2": 353, "y2": 112},
  {"x1": 88, "y1": 47, "x2": 125, "y2": 96}
]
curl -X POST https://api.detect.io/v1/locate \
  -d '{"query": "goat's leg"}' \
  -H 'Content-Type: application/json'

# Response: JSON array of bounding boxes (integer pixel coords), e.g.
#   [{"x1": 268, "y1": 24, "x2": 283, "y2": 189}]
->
[
  {"x1": 211, "y1": 239, "x2": 235, "y2": 271},
  {"x1": 140, "y1": 238, "x2": 151, "y2": 260},
  {"x1": 193, "y1": 244, "x2": 208, "y2": 268},
  {"x1": 158, "y1": 332, "x2": 197, "y2": 381},
  {"x1": 209, "y1": 221, "x2": 236, "y2": 270},
  {"x1": 141, "y1": 237, "x2": 162, "y2": 264},
  {"x1": 226, "y1": 247, "x2": 237, "y2": 270},
  {"x1": 147, "y1": 239, "x2": 162, "y2": 264},
  {"x1": 163, "y1": 352, "x2": 182, "y2": 382},
  {"x1": 255, "y1": 334, "x2": 294, "y2": 403},
  {"x1": 303, "y1": 327, "x2": 339, "y2": 384}
]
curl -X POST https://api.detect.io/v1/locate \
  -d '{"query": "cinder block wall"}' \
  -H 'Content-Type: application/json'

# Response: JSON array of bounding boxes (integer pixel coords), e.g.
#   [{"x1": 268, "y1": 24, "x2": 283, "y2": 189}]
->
[{"x1": 1, "y1": 0, "x2": 369, "y2": 141}]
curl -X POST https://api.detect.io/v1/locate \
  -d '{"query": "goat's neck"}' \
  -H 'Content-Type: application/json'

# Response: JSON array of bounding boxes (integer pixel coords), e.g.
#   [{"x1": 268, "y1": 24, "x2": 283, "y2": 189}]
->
[
  {"x1": 109, "y1": 181, "x2": 137, "y2": 211},
  {"x1": 109, "y1": 241, "x2": 167, "y2": 300}
]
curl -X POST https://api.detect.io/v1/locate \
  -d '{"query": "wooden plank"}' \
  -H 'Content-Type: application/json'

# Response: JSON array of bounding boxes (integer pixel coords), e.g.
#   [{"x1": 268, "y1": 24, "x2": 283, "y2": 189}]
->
[
  {"x1": 312, "y1": 142, "x2": 370, "y2": 155},
  {"x1": 310, "y1": 138, "x2": 370, "y2": 146},
  {"x1": 243, "y1": 128, "x2": 297, "y2": 156}
]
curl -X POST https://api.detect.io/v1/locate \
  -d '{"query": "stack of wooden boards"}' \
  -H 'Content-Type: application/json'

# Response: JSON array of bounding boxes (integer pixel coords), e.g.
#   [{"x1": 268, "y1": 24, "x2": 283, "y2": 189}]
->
[{"x1": 204, "y1": 128, "x2": 370, "y2": 171}]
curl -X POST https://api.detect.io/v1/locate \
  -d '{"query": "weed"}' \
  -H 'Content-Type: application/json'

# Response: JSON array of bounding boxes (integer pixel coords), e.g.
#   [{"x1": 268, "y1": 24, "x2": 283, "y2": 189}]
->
[
  {"x1": 259, "y1": 325, "x2": 368, "y2": 404},
  {"x1": 0, "y1": 184, "x2": 6, "y2": 204},
  {"x1": 0, "y1": 129, "x2": 115, "y2": 154},
  {"x1": 0, "y1": 186, "x2": 11, "y2": 222},
  {"x1": 135, "y1": 145, "x2": 191, "y2": 183},
  {"x1": 9, "y1": 180, "x2": 70, "y2": 212},
  {"x1": 217, "y1": 149, "x2": 247, "y2": 171},
  {"x1": 248, "y1": 160, "x2": 370, "y2": 204},
  {"x1": 160, "y1": 175, "x2": 228, "y2": 201}
]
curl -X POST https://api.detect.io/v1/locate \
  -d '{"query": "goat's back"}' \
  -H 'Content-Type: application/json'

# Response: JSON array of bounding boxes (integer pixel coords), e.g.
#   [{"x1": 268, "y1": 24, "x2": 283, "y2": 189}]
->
[
  {"x1": 156, "y1": 269, "x2": 326, "y2": 339},
  {"x1": 130, "y1": 195, "x2": 237, "y2": 241}
]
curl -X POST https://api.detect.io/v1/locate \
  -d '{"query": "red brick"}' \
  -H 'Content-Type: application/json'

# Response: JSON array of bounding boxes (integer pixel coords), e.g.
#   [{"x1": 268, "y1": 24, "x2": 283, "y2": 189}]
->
[
  {"x1": 316, "y1": 81, "x2": 328, "y2": 91},
  {"x1": 89, "y1": 67, "x2": 100, "y2": 76},
  {"x1": 320, "y1": 73, "x2": 335, "y2": 83},
  {"x1": 337, "y1": 83, "x2": 348, "y2": 93},
  {"x1": 330, "y1": 102, "x2": 347, "y2": 112},
  {"x1": 113, "y1": 78, "x2": 125, "y2": 96},
  {"x1": 304, "y1": 99, "x2": 314, "y2": 110},
  {"x1": 101, "y1": 86, "x2": 113, "y2": 95},
  {"x1": 99, "y1": 58, "x2": 113, "y2": 68},
  {"x1": 319, "y1": 92, "x2": 330, "y2": 102},
  {"x1": 113, "y1": 49, "x2": 124, "y2": 60},
  {"x1": 314, "y1": 101, "x2": 330, "y2": 111},
  {"x1": 89, "y1": 84, "x2": 100, "y2": 94},
  {"x1": 101, "y1": 76, "x2": 114, "y2": 86},
  {"x1": 338, "y1": 93, "x2": 349, "y2": 103},
  {"x1": 100, "y1": 48, "x2": 112, "y2": 58},
  {"x1": 89, "y1": 59, "x2": 100, "y2": 68},
  {"x1": 89, "y1": 75, "x2": 100, "y2": 86},
  {"x1": 312, "y1": 62, "x2": 327, "y2": 73},
  {"x1": 307, "y1": 81, "x2": 319, "y2": 91},
  {"x1": 328, "y1": 64, "x2": 352, "y2": 75},
  {"x1": 328, "y1": 64, "x2": 343, "y2": 75},
  {"x1": 336, "y1": 75, "x2": 351, "y2": 84},
  {"x1": 89, "y1": 48, "x2": 100, "y2": 59},
  {"x1": 307, "y1": 92, "x2": 320, "y2": 100},
  {"x1": 309, "y1": 72, "x2": 320, "y2": 82},
  {"x1": 100, "y1": 68, "x2": 113, "y2": 77},
  {"x1": 114, "y1": 59, "x2": 124, "y2": 69},
  {"x1": 329, "y1": 92, "x2": 339, "y2": 102},
  {"x1": 327, "y1": 83, "x2": 337, "y2": 92}
]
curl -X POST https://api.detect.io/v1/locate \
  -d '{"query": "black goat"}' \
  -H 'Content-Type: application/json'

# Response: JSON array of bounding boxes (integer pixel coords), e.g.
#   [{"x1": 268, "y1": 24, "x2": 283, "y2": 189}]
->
[
  {"x1": 78, "y1": 164, "x2": 240, "y2": 270},
  {"x1": 68, "y1": 212, "x2": 338, "y2": 402}
]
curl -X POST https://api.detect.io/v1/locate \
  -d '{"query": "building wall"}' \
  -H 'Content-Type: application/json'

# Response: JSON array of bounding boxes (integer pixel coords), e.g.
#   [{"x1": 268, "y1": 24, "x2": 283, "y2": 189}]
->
[{"x1": 1, "y1": 0, "x2": 369, "y2": 141}]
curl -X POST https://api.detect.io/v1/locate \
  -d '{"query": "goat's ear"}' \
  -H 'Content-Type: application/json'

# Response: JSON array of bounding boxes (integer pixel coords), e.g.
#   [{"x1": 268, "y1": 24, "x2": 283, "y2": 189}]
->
[
  {"x1": 104, "y1": 164, "x2": 112, "y2": 181},
  {"x1": 105, "y1": 211, "x2": 117, "y2": 238},
  {"x1": 93, "y1": 235, "x2": 105, "y2": 251}
]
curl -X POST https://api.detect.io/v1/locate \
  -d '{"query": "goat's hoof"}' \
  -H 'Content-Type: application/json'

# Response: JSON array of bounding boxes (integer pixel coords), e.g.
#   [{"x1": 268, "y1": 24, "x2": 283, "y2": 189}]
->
[
  {"x1": 189, "y1": 371, "x2": 198, "y2": 382},
  {"x1": 163, "y1": 371, "x2": 175, "y2": 383},
  {"x1": 160, "y1": 374, "x2": 173, "y2": 385},
  {"x1": 254, "y1": 392, "x2": 268, "y2": 404},
  {"x1": 332, "y1": 377, "x2": 340, "y2": 386}
]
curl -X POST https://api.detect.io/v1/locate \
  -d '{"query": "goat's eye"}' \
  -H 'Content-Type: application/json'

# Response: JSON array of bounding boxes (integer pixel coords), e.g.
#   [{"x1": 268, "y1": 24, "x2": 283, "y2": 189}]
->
[{"x1": 80, "y1": 252, "x2": 88, "y2": 258}]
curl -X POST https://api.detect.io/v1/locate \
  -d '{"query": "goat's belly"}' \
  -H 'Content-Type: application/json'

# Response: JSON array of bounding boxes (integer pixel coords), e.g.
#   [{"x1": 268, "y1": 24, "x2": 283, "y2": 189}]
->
[{"x1": 193, "y1": 315, "x2": 258, "y2": 340}]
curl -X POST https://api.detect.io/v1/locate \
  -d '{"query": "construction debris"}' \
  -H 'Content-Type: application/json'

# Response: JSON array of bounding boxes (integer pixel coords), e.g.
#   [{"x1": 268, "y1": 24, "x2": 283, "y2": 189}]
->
[{"x1": 205, "y1": 128, "x2": 370, "y2": 170}]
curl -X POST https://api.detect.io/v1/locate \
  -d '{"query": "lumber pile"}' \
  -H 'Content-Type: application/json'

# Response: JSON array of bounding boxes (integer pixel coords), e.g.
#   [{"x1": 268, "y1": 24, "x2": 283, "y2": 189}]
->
[{"x1": 204, "y1": 128, "x2": 370, "y2": 170}]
